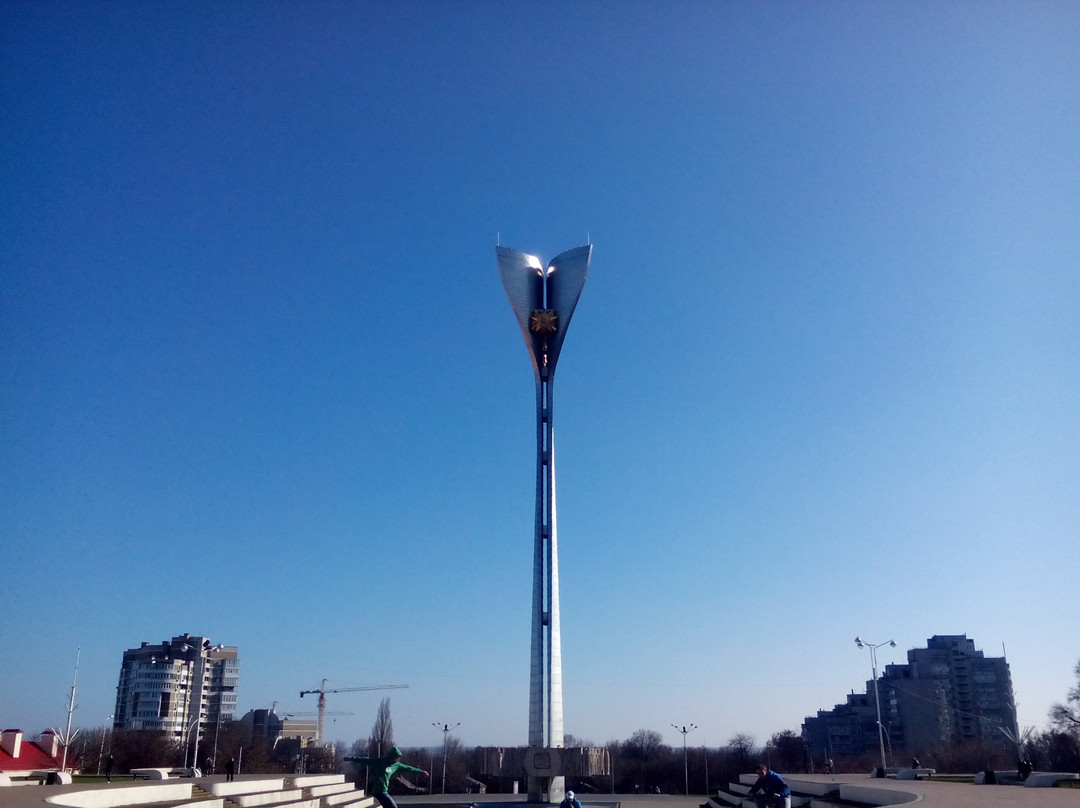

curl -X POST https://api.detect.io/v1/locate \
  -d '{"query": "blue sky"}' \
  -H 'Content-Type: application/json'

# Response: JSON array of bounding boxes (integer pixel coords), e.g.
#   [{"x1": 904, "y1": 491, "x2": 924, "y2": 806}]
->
[{"x1": 2, "y1": 2, "x2": 1078, "y2": 754}]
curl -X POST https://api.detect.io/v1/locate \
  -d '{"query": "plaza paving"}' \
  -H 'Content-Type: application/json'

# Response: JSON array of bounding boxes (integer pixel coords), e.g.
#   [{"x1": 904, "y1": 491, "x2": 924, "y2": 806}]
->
[
  {"x1": 1, "y1": 775, "x2": 1078, "y2": 808},
  {"x1": 761, "y1": 773, "x2": 1080, "y2": 808}
]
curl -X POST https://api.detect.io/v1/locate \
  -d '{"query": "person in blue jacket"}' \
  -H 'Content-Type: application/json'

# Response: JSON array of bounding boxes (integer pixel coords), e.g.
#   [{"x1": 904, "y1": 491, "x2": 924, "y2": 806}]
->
[
  {"x1": 559, "y1": 790, "x2": 583, "y2": 808},
  {"x1": 746, "y1": 763, "x2": 791, "y2": 808}
]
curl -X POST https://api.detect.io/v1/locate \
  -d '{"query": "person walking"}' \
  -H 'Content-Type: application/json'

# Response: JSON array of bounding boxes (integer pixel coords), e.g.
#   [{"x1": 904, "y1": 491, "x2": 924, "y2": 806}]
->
[
  {"x1": 225, "y1": 758, "x2": 236, "y2": 782},
  {"x1": 746, "y1": 763, "x2": 791, "y2": 808},
  {"x1": 344, "y1": 746, "x2": 428, "y2": 808}
]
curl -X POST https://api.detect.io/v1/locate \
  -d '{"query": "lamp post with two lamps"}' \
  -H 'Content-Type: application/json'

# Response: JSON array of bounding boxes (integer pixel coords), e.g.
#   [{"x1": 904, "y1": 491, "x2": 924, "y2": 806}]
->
[
  {"x1": 671, "y1": 724, "x2": 697, "y2": 795},
  {"x1": 432, "y1": 722, "x2": 459, "y2": 794},
  {"x1": 854, "y1": 636, "x2": 896, "y2": 775}
]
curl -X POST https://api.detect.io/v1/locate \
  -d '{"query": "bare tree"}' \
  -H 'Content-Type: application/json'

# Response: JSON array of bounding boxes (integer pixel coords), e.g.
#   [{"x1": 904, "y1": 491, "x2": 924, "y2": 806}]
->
[
  {"x1": 65, "y1": 725, "x2": 108, "y2": 774},
  {"x1": 564, "y1": 733, "x2": 594, "y2": 748},
  {"x1": 1050, "y1": 660, "x2": 1080, "y2": 734},
  {"x1": 765, "y1": 730, "x2": 804, "y2": 773},
  {"x1": 727, "y1": 733, "x2": 757, "y2": 775},
  {"x1": 622, "y1": 729, "x2": 667, "y2": 791},
  {"x1": 625, "y1": 729, "x2": 664, "y2": 758},
  {"x1": 369, "y1": 698, "x2": 394, "y2": 758}
]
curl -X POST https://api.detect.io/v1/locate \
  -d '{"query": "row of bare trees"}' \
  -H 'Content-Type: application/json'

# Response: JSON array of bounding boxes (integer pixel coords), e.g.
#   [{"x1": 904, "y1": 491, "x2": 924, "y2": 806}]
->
[
  {"x1": 61, "y1": 720, "x2": 333, "y2": 777},
  {"x1": 347, "y1": 729, "x2": 804, "y2": 796},
  {"x1": 53, "y1": 720, "x2": 1080, "y2": 788},
  {"x1": 52, "y1": 660, "x2": 1080, "y2": 784}
]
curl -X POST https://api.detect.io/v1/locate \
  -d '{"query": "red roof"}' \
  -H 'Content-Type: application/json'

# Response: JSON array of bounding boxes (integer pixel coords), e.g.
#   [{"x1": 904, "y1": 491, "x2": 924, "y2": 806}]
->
[{"x1": 0, "y1": 734, "x2": 65, "y2": 773}]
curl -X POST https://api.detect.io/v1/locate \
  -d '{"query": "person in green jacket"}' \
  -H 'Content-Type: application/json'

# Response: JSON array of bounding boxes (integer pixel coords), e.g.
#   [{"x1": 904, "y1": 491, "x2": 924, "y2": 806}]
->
[{"x1": 344, "y1": 746, "x2": 428, "y2": 808}]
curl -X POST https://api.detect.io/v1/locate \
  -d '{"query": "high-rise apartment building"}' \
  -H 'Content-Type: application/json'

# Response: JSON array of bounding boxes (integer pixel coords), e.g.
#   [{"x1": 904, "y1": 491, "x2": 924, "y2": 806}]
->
[
  {"x1": 803, "y1": 634, "x2": 1017, "y2": 761},
  {"x1": 114, "y1": 633, "x2": 239, "y2": 738}
]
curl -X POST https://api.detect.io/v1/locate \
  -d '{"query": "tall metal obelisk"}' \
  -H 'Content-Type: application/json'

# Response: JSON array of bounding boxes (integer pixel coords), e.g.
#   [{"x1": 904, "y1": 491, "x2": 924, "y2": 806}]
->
[{"x1": 497, "y1": 244, "x2": 592, "y2": 803}]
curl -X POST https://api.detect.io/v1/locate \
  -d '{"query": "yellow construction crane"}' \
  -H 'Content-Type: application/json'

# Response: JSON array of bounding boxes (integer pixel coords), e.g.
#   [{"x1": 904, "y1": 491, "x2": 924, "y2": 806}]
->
[{"x1": 299, "y1": 679, "x2": 408, "y2": 743}]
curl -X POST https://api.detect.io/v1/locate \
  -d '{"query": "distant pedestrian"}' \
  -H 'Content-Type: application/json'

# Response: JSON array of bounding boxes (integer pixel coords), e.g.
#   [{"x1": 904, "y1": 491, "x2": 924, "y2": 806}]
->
[
  {"x1": 746, "y1": 763, "x2": 790, "y2": 808},
  {"x1": 824, "y1": 758, "x2": 833, "y2": 775},
  {"x1": 560, "y1": 790, "x2": 582, "y2": 808},
  {"x1": 105, "y1": 755, "x2": 114, "y2": 782},
  {"x1": 344, "y1": 746, "x2": 428, "y2": 808},
  {"x1": 226, "y1": 758, "x2": 236, "y2": 782}
]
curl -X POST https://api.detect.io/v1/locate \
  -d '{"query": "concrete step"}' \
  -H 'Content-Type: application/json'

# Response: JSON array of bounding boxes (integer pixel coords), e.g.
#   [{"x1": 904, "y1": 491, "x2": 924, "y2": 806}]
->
[
  {"x1": 306, "y1": 783, "x2": 359, "y2": 799},
  {"x1": 322, "y1": 792, "x2": 376, "y2": 808},
  {"x1": 233, "y1": 789, "x2": 304, "y2": 808},
  {"x1": 288, "y1": 776, "x2": 347, "y2": 789}
]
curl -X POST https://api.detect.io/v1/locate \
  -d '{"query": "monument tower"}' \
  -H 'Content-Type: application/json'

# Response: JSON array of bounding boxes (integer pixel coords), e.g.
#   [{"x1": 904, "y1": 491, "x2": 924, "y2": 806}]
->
[{"x1": 497, "y1": 244, "x2": 592, "y2": 802}]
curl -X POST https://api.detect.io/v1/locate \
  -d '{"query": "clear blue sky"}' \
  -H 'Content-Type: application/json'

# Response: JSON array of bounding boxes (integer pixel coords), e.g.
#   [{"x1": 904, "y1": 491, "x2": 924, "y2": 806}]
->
[{"x1": 2, "y1": 2, "x2": 1078, "y2": 754}]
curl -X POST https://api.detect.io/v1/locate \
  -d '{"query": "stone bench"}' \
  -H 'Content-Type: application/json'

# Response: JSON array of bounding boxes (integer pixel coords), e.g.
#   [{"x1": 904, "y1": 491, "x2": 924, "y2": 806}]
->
[
  {"x1": 129, "y1": 769, "x2": 172, "y2": 781},
  {"x1": 1025, "y1": 771, "x2": 1080, "y2": 787},
  {"x1": 976, "y1": 769, "x2": 1080, "y2": 787},
  {"x1": 893, "y1": 768, "x2": 934, "y2": 780}
]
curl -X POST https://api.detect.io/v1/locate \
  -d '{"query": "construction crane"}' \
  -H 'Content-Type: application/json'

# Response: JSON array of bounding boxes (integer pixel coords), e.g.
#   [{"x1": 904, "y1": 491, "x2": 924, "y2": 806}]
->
[
  {"x1": 282, "y1": 711, "x2": 354, "y2": 723},
  {"x1": 299, "y1": 679, "x2": 408, "y2": 743},
  {"x1": 282, "y1": 711, "x2": 354, "y2": 718}
]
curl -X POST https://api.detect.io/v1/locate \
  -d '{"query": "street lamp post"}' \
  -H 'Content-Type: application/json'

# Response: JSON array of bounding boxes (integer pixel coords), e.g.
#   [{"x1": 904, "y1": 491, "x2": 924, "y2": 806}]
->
[
  {"x1": 192, "y1": 716, "x2": 204, "y2": 775},
  {"x1": 97, "y1": 716, "x2": 114, "y2": 775},
  {"x1": 671, "y1": 724, "x2": 697, "y2": 795},
  {"x1": 703, "y1": 745, "x2": 709, "y2": 795},
  {"x1": 880, "y1": 721, "x2": 893, "y2": 768},
  {"x1": 183, "y1": 718, "x2": 199, "y2": 771},
  {"x1": 855, "y1": 636, "x2": 896, "y2": 775},
  {"x1": 211, "y1": 707, "x2": 223, "y2": 774},
  {"x1": 432, "y1": 722, "x2": 459, "y2": 794}
]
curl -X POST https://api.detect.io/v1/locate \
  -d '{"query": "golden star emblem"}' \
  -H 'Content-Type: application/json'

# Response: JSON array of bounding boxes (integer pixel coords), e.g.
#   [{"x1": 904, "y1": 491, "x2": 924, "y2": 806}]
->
[{"x1": 530, "y1": 310, "x2": 559, "y2": 335}]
